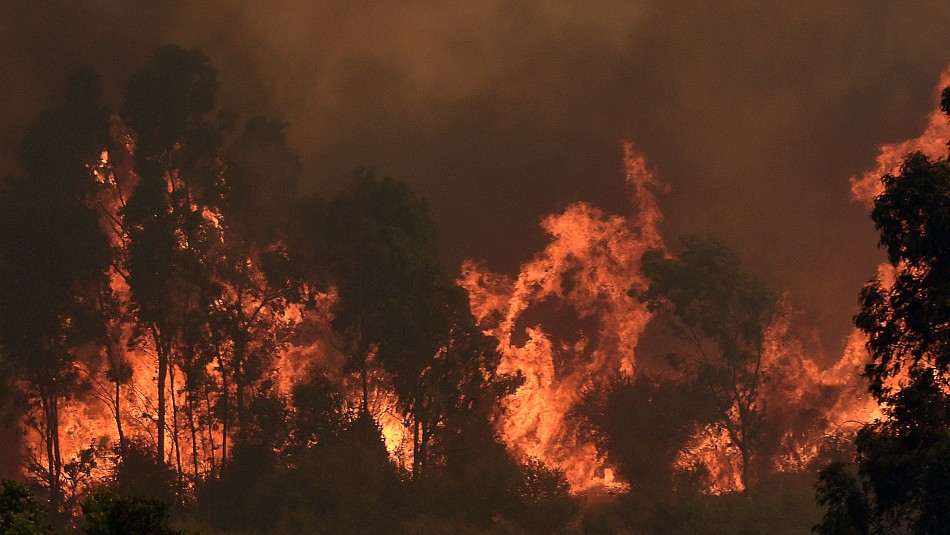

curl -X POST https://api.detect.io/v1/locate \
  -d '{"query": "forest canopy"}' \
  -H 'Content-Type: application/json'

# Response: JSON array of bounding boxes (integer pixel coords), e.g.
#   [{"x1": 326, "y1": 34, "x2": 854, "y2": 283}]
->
[{"x1": 0, "y1": 43, "x2": 946, "y2": 535}]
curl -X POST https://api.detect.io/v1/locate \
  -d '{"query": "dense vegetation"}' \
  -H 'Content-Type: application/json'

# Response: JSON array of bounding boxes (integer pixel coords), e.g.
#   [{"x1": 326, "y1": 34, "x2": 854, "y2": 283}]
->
[{"x1": 0, "y1": 44, "x2": 947, "y2": 534}]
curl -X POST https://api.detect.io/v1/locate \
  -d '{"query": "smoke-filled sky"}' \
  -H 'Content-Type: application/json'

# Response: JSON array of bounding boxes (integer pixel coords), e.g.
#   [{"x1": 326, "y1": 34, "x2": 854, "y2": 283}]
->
[{"x1": 3, "y1": 1, "x2": 950, "y2": 355}]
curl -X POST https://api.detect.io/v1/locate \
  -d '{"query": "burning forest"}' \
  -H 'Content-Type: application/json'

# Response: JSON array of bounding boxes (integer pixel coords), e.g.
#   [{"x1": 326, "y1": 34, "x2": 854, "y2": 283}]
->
[{"x1": 2, "y1": 7, "x2": 950, "y2": 535}]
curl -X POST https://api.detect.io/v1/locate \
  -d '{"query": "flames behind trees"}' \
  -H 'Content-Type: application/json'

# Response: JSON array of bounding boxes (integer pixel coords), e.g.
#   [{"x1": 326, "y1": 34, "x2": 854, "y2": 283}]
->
[{"x1": 5, "y1": 42, "x2": 947, "y2": 532}]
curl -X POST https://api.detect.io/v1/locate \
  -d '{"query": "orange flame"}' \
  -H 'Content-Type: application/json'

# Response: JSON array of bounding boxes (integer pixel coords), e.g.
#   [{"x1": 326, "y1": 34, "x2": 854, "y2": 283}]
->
[
  {"x1": 460, "y1": 142, "x2": 665, "y2": 492},
  {"x1": 849, "y1": 67, "x2": 950, "y2": 206}
]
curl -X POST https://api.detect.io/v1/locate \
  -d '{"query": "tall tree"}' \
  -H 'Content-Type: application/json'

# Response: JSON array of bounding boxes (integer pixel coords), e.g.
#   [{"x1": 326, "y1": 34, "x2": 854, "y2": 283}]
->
[
  {"x1": 301, "y1": 172, "x2": 437, "y2": 418},
  {"x1": 121, "y1": 44, "x2": 222, "y2": 470},
  {"x1": 0, "y1": 68, "x2": 111, "y2": 523},
  {"x1": 574, "y1": 373, "x2": 717, "y2": 495},
  {"x1": 638, "y1": 236, "x2": 776, "y2": 489},
  {"x1": 300, "y1": 172, "x2": 517, "y2": 474},
  {"x1": 816, "y1": 142, "x2": 950, "y2": 533},
  {"x1": 210, "y1": 116, "x2": 304, "y2": 455},
  {"x1": 382, "y1": 273, "x2": 515, "y2": 475}
]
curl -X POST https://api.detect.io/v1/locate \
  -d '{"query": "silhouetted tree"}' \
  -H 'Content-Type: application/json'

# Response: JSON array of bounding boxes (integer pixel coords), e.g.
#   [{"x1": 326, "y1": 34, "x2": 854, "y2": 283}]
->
[
  {"x1": 638, "y1": 236, "x2": 776, "y2": 489},
  {"x1": 110, "y1": 439, "x2": 178, "y2": 506},
  {"x1": 0, "y1": 68, "x2": 112, "y2": 524},
  {"x1": 289, "y1": 373, "x2": 349, "y2": 450},
  {"x1": 303, "y1": 172, "x2": 438, "y2": 419},
  {"x1": 303, "y1": 172, "x2": 518, "y2": 475},
  {"x1": 222, "y1": 116, "x2": 302, "y2": 245},
  {"x1": 816, "y1": 142, "x2": 950, "y2": 533},
  {"x1": 121, "y1": 44, "x2": 222, "y2": 474},
  {"x1": 513, "y1": 459, "x2": 578, "y2": 534}
]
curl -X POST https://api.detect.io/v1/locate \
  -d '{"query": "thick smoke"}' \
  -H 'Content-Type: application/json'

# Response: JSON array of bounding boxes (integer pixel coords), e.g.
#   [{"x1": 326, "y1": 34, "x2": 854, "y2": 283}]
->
[{"x1": 3, "y1": 0, "x2": 950, "y2": 357}]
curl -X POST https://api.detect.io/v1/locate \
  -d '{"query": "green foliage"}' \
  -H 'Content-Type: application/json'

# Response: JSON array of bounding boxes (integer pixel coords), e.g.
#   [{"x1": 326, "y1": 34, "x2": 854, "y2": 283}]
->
[
  {"x1": 111, "y1": 439, "x2": 178, "y2": 506},
  {"x1": 222, "y1": 116, "x2": 302, "y2": 244},
  {"x1": 404, "y1": 423, "x2": 522, "y2": 530},
  {"x1": 289, "y1": 373, "x2": 349, "y2": 449},
  {"x1": 123, "y1": 44, "x2": 220, "y2": 173},
  {"x1": 81, "y1": 490, "x2": 183, "y2": 535},
  {"x1": 0, "y1": 65, "x2": 113, "y2": 527},
  {"x1": 0, "y1": 480, "x2": 46, "y2": 534},
  {"x1": 312, "y1": 170, "x2": 440, "y2": 382},
  {"x1": 0, "y1": 68, "x2": 112, "y2": 393},
  {"x1": 270, "y1": 414, "x2": 404, "y2": 534},
  {"x1": 302, "y1": 171, "x2": 516, "y2": 474},
  {"x1": 814, "y1": 463, "x2": 869, "y2": 535},
  {"x1": 820, "y1": 373, "x2": 950, "y2": 534},
  {"x1": 639, "y1": 237, "x2": 775, "y2": 356}
]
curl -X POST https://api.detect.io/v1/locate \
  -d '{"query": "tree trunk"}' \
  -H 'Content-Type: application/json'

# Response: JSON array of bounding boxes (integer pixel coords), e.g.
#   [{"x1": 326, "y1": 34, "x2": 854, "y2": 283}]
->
[
  {"x1": 220, "y1": 357, "x2": 229, "y2": 469},
  {"x1": 43, "y1": 394, "x2": 63, "y2": 528},
  {"x1": 234, "y1": 341, "x2": 246, "y2": 446},
  {"x1": 154, "y1": 328, "x2": 167, "y2": 465},
  {"x1": 115, "y1": 380, "x2": 125, "y2": 458},
  {"x1": 413, "y1": 416, "x2": 421, "y2": 477},
  {"x1": 187, "y1": 395, "x2": 200, "y2": 480},
  {"x1": 169, "y1": 361, "x2": 184, "y2": 500},
  {"x1": 360, "y1": 364, "x2": 369, "y2": 416},
  {"x1": 204, "y1": 389, "x2": 217, "y2": 477}
]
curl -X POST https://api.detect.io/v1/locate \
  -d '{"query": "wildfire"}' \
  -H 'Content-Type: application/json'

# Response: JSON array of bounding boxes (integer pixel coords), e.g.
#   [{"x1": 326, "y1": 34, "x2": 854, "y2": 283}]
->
[
  {"x1": 462, "y1": 140, "x2": 883, "y2": 495},
  {"x1": 26, "y1": 64, "x2": 950, "y2": 502},
  {"x1": 460, "y1": 142, "x2": 664, "y2": 492},
  {"x1": 849, "y1": 66, "x2": 950, "y2": 207}
]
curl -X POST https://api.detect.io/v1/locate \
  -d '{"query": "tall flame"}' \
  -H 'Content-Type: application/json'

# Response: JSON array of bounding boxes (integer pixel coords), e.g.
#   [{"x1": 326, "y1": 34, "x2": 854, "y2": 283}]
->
[{"x1": 460, "y1": 142, "x2": 664, "y2": 491}]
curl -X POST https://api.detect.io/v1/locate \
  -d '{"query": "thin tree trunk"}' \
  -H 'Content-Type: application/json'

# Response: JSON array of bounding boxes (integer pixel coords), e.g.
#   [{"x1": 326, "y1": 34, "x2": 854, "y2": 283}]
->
[
  {"x1": 204, "y1": 389, "x2": 217, "y2": 477},
  {"x1": 220, "y1": 358, "x2": 229, "y2": 468},
  {"x1": 43, "y1": 396, "x2": 57, "y2": 510},
  {"x1": 187, "y1": 395, "x2": 200, "y2": 481},
  {"x1": 115, "y1": 379, "x2": 125, "y2": 458},
  {"x1": 419, "y1": 421, "x2": 430, "y2": 477},
  {"x1": 154, "y1": 328, "x2": 167, "y2": 465},
  {"x1": 234, "y1": 341, "x2": 245, "y2": 446},
  {"x1": 413, "y1": 415, "x2": 420, "y2": 477},
  {"x1": 44, "y1": 394, "x2": 63, "y2": 528},
  {"x1": 360, "y1": 364, "x2": 369, "y2": 416},
  {"x1": 169, "y1": 360, "x2": 184, "y2": 499}
]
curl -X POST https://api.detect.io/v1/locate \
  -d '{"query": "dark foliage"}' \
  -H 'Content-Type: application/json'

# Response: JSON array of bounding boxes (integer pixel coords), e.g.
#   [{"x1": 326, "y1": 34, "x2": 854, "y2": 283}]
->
[
  {"x1": 575, "y1": 373, "x2": 716, "y2": 495},
  {"x1": 815, "y1": 89, "x2": 950, "y2": 535},
  {"x1": 0, "y1": 479, "x2": 47, "y2": 534},
  {"x1": 81, "y1": 490, "x2": 182, "y2": 535},
  {"x1": 637, "y1": 236, "x2": 776, "y2": 488}
]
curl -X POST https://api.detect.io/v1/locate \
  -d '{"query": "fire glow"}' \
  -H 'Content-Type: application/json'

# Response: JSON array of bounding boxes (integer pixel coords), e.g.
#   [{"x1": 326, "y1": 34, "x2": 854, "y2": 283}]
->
[{"x1": 16, "y1": 65, "x2": 950, "y2": 503}]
